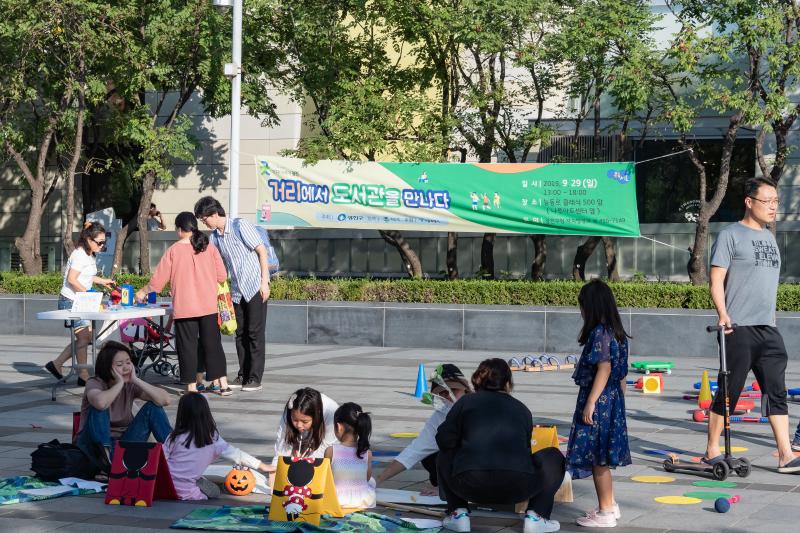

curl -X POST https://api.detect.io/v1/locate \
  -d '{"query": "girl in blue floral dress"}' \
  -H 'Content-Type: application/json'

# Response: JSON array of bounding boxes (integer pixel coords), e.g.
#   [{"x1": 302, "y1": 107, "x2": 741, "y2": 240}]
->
[{"x1": 567, "y1": 279, "x2": 631, "y2": 528}]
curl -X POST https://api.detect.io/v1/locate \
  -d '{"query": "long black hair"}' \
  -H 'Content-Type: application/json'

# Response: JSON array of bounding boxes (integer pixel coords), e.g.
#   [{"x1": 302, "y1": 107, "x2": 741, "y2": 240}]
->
[
  {"x1": 77, "y1": 221, "x2": 106, "y2": 255},
  {"x1": 174, "y1": 211, "x2": 208, "y2": 254},
  {"x1": 577, "y1": 279, "x2": 631, "y2": 345},
  {"x1": 170, "y1": 392, "x2": 218, "y2": 448},
  {"x1": 333, "y1": 402, "x2": 371, "y2": 459},
  {"x1": 94, "y1": 340, "x2": 132, "y2": 384},
  {"x1": 283, "y1": 388, "x2": 325, "y2": 456}
]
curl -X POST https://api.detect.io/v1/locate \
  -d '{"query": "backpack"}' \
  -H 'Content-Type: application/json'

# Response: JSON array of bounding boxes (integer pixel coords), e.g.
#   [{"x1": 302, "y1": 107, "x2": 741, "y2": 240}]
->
[
  {"x1": 233, "y1": 218, "x2": 280, "y2": 274},
  {"x1": 31, "y1": 439, "x2": 99, "y2": 481}
]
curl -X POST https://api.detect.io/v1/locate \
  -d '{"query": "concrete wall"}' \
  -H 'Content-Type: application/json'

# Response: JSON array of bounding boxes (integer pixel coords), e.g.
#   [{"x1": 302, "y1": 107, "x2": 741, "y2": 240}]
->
[{"x1": 9, "y1": 295, "x2": 800, "y2": 360}]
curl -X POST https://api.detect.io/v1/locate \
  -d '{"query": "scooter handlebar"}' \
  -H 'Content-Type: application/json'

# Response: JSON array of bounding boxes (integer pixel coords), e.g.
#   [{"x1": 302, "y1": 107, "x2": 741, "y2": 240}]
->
[{"x1": 707, "y1": 324, "x2": 737, "y2": 333}]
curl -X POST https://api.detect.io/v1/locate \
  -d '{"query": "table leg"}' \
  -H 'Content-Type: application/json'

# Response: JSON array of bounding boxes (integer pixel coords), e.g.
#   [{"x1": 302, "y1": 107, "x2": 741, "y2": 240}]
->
[
  {"x1": 52, "y1": 321, "x2": 77, "y2": 401},
  {"x1": 91, "y1": 320, "x2": 97, "y2": 366}
]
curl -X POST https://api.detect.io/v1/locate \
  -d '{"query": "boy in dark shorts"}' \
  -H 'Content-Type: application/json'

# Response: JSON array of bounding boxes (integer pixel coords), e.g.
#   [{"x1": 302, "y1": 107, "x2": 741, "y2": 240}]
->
[{"x1": 704, "y1": 177, "x2": 800, "y2": 473}]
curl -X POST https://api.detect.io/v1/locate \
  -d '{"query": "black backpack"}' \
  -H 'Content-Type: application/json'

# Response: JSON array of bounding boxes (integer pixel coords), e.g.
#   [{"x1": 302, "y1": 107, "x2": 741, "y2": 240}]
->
[{"x1": 30, "y1": 439, "x2": 99, "y2": 481}]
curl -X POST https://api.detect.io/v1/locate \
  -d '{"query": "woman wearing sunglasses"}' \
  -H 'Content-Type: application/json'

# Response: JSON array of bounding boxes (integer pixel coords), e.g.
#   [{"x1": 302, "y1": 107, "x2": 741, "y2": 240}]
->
[{"x1": 45, "y1": 221, "x2": 113, "y2": 386}]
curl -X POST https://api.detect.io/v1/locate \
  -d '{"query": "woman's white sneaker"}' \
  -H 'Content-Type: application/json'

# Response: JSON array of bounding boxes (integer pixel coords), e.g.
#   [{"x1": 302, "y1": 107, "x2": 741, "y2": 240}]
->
[
  {"x1": 524, "y1": 511, "x2": 561, "y2": 532},
  {"x1": 442, "y1": 508, "x2": 470, "y2": 532},
  {"x1": 576, "y1": 509, "x2": 617, "y2": 528}
]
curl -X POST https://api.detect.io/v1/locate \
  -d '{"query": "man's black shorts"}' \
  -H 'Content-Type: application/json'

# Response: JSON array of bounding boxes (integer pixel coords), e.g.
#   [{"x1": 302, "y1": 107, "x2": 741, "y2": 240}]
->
[{"x1": 710, "y1": 325, "x2": 788, "y2": 417}]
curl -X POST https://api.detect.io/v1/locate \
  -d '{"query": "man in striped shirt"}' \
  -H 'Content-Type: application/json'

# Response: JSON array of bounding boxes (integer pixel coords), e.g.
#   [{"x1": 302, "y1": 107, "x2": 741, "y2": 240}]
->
[{"x1": 195, "y1": 197, "x2": 271, "y2": 391}]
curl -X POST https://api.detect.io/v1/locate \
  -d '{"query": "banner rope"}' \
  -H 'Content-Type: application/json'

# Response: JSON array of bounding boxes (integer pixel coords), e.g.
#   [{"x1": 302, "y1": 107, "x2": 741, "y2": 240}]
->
[{"x1": 638, "y1": 234, "x2": 690, "y2": 253}]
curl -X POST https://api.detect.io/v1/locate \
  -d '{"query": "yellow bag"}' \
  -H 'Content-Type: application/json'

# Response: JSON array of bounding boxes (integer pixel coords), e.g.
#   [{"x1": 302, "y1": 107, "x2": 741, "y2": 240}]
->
[
  {"x1": 217, "y1": 282, "x2": 238, "y2": 335},
  {"x1": 531, "y1": 425, "x2": 559, "y2": 454},
  {"x1": 269, "y1": 457, "x2": 342, "y2": 525}
]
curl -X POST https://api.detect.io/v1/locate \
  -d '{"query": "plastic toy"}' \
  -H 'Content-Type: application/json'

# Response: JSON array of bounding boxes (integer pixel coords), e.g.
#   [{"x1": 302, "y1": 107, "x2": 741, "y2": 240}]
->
[
  {"x1": 225, "y1": 465, "x2": 256, "y2": 496},
  {"x1": 692, "y1": 410, "x2": 768, "y2": 424},
  {"x1": 714, "y1": 495, "x2": 739, "y2": 513},
  {"x1": 413, "y1": 364, "x2": 427, "y2": 398},
  {"x1": 642, "y1": 375, "x2": 662, "y2": 394},
  {"x1": 631, "y1": 361, "x2": 674, "y2": 374}
]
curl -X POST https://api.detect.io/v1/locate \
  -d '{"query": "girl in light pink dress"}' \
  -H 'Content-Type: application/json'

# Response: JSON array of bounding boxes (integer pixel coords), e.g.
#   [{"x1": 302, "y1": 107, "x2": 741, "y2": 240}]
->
[{"x1": 324, "y1": 402, "x2": 375, "y2": 509}]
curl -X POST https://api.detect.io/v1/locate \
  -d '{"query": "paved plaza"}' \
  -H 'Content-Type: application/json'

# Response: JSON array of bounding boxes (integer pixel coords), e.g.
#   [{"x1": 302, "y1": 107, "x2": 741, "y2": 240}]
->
[{"x1": 0, "y1": 334, "x2": 799, "y2": 532}]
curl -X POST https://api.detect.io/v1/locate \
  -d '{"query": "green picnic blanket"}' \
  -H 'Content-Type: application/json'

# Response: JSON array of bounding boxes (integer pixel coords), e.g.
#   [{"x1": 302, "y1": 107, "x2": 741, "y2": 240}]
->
[
  {"x1": 0, "y1": 476, "x2": 96, "y2": 505},
  {"x1": 170, "y1": 506, "x2": 440, "y2": 532}
]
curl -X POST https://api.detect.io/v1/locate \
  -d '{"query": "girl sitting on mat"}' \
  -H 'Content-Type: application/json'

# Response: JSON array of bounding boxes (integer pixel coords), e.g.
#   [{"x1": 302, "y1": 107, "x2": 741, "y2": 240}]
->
[
  {"x1": 164, "y1": 392, "x2": 273, "y2": 500},
  {"x1": 566, "y1": 279, "x2": 631, "y2": 528},
  {"x1": 270, "y1": 388, "x2": 339, "y2": 486},
  {"x1": 324, "y1": 402, "x2": 375, "y2": 509}
]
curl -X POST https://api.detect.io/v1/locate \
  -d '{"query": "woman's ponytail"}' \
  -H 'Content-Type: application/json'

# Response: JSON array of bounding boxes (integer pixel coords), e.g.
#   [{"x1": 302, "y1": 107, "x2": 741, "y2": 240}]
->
[
  {"x1": 190, "y1": 228, "x2": 209, "y2": 254},
  {"x1": 174, "y1": 212, "x2": 208, "y2": 254}
]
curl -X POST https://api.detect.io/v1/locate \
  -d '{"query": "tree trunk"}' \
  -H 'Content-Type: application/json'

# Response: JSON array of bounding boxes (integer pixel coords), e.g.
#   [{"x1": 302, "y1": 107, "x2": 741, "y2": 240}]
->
[
  {"x1": 136, "y1": 170, "x2": 157, "y2": 274},
  {"x1": 688, "y1": 216, "x2": 710, "y2": 285},
  {"x1": 112, "y1": 223, "x2": 131, "y2": 275},
  {"x1": 572, "y1": 236, "x2": 601, "y2": 281},
  {"x1": 15, "y1": 184, "x2": 45, "y2": 274},
  {"x1": 61, "y1": 91, "x2": 86, "y2": 258},
  {"x1": 379, "y1": 230, "x2": 423, "y2": 278},
  {"x1": 530, "y1": 235, "x2": 546, "y2": 280},
  {"x1": 446, "y1": 232, "x2": 458, "y2": 280},
  {"x1": 602, "y1": 236, "x2": 619, "y2": 280},
  {"x1": 480, "y1": 233, "x2": 495, "y2": 279}
]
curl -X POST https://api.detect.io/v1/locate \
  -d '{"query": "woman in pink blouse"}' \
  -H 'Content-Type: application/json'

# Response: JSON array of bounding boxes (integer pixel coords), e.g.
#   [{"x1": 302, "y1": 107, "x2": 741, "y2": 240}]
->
[{"x1": 136, "y1": 212, "x2": 232, "y2": 395}]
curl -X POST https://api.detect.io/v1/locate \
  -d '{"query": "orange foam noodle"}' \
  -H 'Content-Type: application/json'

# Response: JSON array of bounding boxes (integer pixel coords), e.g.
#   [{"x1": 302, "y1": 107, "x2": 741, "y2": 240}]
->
[{"x1": 473, "y1": 163, "x2": 548, "y2": 173}]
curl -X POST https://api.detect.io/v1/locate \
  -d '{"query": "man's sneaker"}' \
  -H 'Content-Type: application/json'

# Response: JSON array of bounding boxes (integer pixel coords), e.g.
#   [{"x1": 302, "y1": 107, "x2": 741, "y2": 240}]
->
[
  {"x1": 791, "y1": 439, "x2": 800, "y2": 452},
  {"x1": 229, "y1": 376, "x2": 244, "y2": 389},
  {"x1": 218, "y1": 387, "x2": 233, "y2": 397},
  {"x1": 576, "y1": 509, "x2": 617, "y2": 528},
  {"x1": 442, "y1": 508, "x2": 470, "y2": 532},
  {"x1": 241, "y1": 381, "x2": 263, "y2": 392},
  {"x1": 524, "y1": 511, "x2": 561, "y2": 532},
  {"x1": 590, "y1": 503, "x2": 621, "y2": 520}
]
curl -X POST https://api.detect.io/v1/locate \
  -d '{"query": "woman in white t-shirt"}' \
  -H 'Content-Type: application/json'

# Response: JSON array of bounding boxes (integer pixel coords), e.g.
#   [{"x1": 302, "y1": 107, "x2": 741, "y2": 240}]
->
[{"x1": 45, "y1": 221, "x2": 113, "y2": 386}]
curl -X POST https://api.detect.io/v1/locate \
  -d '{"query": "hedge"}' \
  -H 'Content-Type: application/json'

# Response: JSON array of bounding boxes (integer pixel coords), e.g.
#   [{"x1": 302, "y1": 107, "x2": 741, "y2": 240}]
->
[{"x1": 3, "y1": 272, "x2": 799, "y2": 310}]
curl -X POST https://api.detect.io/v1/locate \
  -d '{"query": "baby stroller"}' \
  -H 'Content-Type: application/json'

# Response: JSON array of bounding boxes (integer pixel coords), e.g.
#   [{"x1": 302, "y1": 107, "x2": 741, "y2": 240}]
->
[{"x1": 119, "y1": 317, "x2": 179, "y2": 380}]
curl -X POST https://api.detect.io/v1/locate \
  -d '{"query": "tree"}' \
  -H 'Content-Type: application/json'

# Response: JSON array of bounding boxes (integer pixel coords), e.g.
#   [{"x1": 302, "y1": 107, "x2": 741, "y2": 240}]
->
[
  {"x1": 551, "y1": 0, "x2": 660, "y2": 281},
  {"x1": 663, "y1": 0, "x2": 800, "y2": 284},
  {"x1": 261, "y1": 0, "x2": 439, "y2": 277},
  {"x1": 0, "y1": 0, "x2": 124, "y2": 274}
]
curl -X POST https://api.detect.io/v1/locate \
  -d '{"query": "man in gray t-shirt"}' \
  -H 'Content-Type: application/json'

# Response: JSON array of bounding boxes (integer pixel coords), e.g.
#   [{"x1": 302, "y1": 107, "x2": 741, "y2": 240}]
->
[{"x1": 704, "y1": 177, "x2": 799, "y2": 473}]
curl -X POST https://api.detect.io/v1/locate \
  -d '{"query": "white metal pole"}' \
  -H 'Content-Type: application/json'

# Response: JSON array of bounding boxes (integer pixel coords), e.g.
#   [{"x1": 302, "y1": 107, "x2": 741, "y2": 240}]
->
[{"x1": 229, "y1": 0, "x2": 242, "y2": 218}]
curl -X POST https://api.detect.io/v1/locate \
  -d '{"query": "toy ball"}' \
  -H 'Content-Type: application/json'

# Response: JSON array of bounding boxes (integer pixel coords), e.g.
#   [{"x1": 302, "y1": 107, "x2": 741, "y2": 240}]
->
[
  {"x1": 693, "y1": 410, "x2": 706, "y2": 422},
  {"x1": 752, "y1": 381, "x2": 761, "y2": 392},
  {"x1": 225, "y1": 465, "x2": 256, "y2": 496},
  {"x1": 714, "y1": 497, "x2": 731, "y2": 513}
]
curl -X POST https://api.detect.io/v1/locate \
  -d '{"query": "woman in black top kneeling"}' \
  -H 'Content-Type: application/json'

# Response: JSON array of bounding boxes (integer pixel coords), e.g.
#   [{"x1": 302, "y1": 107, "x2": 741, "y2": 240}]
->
[{"x1": 436, "y1": 358, "x2": 565, "y2": 533}]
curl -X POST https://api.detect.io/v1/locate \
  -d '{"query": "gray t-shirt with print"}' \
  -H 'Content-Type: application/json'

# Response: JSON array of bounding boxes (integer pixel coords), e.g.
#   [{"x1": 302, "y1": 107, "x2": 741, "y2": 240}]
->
[{"x1": 710, "y1": 222, "x2": 780, "y2": 327}]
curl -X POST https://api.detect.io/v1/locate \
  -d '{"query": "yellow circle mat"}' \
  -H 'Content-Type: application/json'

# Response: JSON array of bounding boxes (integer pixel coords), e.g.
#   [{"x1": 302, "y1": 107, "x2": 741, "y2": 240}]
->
[
  {"x1": 654, "y1": 496, "x2": 702, "y2": 505},
  {"x1": 723, "y1": 446, "x2": 748, "y2": 453},
  {"x1": 631, "y1": 475, "x2": 675, "y2": 483},
  {"x1": 389, "y1": 432, "x2": 419, "y2": 438}
]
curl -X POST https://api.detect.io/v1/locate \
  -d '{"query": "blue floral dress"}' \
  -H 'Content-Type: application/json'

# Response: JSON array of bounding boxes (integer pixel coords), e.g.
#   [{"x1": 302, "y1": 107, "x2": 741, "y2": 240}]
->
[{"x1": 566, "y1": 324, "x2": 631, "y2": 479}]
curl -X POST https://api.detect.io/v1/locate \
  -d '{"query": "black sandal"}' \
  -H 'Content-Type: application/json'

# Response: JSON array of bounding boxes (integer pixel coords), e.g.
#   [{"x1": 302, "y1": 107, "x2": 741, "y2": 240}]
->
[{"x1": 45, "y1": 361, "x2": 64, "y2": 380}]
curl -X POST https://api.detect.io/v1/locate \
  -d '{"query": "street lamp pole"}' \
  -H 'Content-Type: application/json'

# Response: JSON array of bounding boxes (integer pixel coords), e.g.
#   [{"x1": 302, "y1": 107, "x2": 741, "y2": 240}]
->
[
  {"x1": 229, "y1": 0, "x2": 242, "y2": 219},
  {"x1": 214, "y1": 0, "x2": 242, "y2": 218}
]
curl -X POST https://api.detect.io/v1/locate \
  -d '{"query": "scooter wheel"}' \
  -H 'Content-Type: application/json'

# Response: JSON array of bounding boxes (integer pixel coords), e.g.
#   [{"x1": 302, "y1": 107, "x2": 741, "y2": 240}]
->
[
  {"x1": 735, "y1": 457, "x2": 751, "y2": 478},
  {"x1": 663, "y1": 459, "x2": 676, "y2": 472},
  {"x1": 712, "y1": 461, "x2": 730, "y2": 481}
]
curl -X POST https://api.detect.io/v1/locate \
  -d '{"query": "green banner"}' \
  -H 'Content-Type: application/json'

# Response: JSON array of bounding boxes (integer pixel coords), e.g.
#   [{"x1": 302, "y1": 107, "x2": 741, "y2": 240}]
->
[{"x1": 255, "y1": 157, "x2": 640, "y2": 236}]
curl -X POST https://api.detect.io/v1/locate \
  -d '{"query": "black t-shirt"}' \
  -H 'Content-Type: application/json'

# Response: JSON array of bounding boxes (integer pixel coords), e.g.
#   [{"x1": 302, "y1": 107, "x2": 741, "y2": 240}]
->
[{"x1": 436, "y1": 390, "x2": 534, "y2": 476}]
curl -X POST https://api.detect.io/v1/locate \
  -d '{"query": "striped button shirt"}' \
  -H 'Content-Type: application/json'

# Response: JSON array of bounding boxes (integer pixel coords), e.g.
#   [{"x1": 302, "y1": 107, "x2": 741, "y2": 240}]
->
[{"x1": 210, "y1": 218, "x2": 265, "y2": 303}]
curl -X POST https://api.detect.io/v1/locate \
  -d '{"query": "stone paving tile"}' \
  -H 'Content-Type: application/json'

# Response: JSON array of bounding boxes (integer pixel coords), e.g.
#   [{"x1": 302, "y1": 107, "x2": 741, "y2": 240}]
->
[{"x1": 2, "y1": 334, "x2": 800, "y2": 531}]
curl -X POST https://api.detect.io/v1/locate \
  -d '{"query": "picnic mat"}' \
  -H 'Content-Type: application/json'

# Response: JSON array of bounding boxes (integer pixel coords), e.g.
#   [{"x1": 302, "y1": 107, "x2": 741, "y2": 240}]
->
[
  {"x1": 0, "y1": 476, "x2": 98, "y2": 505},
  {"x1": 170, "y1": 505, "x2": 441, "y2": 532}
]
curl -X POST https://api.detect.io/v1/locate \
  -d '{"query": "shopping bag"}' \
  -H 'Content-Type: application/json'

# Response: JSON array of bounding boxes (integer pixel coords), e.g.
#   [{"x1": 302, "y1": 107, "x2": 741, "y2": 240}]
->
[{"x1": 217, "y1": 282, "x2": 238, "y2": 335}]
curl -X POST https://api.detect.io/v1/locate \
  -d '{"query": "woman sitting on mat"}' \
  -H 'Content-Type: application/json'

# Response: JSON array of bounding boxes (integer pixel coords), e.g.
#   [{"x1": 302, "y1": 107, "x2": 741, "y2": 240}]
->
[
  {"x1": 45, "y1": 221, "x2": 113, "y2": 386},
  {"x1": 76, "y1": 341, "x2": 171, "y2": 473},
  {"x1": 436, "y1": 358, "x2": 565, "y2": 533},
  {"x1": 376, "y1": 364, "x2": 471, "y2": 495}
]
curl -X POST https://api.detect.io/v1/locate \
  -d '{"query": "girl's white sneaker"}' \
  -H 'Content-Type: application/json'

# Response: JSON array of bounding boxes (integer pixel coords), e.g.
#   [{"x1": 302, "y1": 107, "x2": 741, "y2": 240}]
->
[
  {"x1": 591, "y1": 503, "x2": 621, "y2": 520},
  {"x1": 442, "y1": 508, "x2": 470, "y2": 532},
  {"x1": 576, "y1": 509, "x2": 617, "y2": 528}
]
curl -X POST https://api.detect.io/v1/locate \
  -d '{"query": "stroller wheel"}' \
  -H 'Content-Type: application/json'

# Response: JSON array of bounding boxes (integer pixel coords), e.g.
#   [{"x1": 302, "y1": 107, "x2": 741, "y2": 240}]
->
[{"x1": 172, "y1": 365, "x2": 180, "y2": 379}]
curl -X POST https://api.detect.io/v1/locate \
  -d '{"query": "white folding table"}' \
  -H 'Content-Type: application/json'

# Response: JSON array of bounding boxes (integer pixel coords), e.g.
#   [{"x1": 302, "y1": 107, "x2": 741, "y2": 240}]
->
[{"x1": 37, "y1": 305, "x2": 169, "y2": 400}]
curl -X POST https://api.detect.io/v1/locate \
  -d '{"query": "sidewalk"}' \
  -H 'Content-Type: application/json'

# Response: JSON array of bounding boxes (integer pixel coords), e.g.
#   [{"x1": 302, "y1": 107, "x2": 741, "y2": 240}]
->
[{"x1": 0, "y1": 334, "x2": 799, "y2": 532}]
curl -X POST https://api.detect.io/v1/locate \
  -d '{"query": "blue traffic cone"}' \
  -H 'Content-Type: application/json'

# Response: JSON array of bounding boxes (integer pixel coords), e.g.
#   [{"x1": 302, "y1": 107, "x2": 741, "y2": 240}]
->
[{"x1": 414, "y1": 364, "x2": 428, "y2": 398}]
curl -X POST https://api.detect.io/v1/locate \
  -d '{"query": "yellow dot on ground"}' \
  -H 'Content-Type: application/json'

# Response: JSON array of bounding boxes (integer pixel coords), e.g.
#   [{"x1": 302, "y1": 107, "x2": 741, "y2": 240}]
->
[
  {"x1": 655, "y1": 496, "x2": 702, "y2": 505},
  {"x1": 390, "y1": 432, "x2": 419, "y2": 438},
  {"x1": 631, "y1": 475, "x2": 675, "y2": 483},
  {"x1": 723, "y1": 446, "x2": 748, "y2": 453}
]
